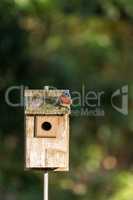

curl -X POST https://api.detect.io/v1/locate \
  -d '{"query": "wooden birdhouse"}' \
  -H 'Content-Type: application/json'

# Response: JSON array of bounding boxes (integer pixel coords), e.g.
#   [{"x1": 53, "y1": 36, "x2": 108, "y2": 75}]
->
[{"x1": 24, "y1": 88, "x2": 71, "y2": 171}]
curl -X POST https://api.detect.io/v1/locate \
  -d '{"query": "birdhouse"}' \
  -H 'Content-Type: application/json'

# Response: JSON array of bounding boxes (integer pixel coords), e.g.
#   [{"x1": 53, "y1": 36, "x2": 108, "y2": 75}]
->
[{"x1": 24, "y1": 88, "x2": 71, "y2": 171}]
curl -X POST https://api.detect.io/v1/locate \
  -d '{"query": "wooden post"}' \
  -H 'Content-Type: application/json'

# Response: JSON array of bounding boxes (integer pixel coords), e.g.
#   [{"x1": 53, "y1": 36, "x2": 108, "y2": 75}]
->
[{"x1": 44, "y1": 172, "x2": 48, "y2": 200}]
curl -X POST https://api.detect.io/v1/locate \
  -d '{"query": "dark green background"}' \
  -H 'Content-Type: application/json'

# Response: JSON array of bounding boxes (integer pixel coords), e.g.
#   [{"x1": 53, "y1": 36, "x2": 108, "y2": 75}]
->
[{"x1": 0, "y1": 0, "x2": 133, "y2": 200}]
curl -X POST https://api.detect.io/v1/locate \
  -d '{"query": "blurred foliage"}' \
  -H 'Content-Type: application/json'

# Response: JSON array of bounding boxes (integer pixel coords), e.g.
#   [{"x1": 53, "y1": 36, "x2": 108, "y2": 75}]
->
[{"x1": 0, "y1": 0, "x2": 133, "y2": 200}]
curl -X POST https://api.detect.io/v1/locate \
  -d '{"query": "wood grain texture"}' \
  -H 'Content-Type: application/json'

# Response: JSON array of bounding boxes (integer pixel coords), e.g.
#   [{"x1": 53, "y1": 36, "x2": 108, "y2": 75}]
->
[
  {"x1": 25, "y1": 115, "x2": 69, "y2": 171},
  {"x1": 35, "y1": 116, "x2": 63, "y2": 138},
  {"x1": 25, "y1": 90, "x2": 69, "y2": 97}
]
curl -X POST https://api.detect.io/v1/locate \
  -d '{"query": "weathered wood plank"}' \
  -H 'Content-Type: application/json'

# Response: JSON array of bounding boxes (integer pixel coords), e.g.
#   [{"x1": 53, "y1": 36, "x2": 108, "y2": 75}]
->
[{"x1": 25, "y1": 115, "x2": 69, "y2": 171}]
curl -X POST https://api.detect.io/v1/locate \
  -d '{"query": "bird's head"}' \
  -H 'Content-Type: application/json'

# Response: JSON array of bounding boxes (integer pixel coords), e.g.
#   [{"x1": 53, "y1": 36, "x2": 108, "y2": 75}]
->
[{"x1": 63, "y1": 91, "x2": 70, "y2": 97}]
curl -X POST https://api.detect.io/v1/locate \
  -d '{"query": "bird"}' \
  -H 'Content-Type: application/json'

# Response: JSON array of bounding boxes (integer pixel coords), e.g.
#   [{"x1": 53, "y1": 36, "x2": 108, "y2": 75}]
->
[
  {"x1": 31, "y1": 95, "x2": 44, "y2": 108},
  {"x1": 59, "y1": 91, "x2": 72, "y2": 107}
]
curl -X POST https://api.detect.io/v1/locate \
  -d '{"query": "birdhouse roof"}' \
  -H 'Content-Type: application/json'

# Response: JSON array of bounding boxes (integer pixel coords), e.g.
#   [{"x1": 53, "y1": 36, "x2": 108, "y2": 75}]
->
[{"x1": 24, "y1": 89, "x2": 71, "y2": 115}]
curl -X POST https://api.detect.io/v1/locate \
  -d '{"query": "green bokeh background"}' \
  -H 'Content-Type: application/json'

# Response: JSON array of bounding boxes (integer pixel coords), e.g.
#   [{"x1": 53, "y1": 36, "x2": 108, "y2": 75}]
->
[{"x1": 0, "y1": 0, "x2": 133, "y2": 200}]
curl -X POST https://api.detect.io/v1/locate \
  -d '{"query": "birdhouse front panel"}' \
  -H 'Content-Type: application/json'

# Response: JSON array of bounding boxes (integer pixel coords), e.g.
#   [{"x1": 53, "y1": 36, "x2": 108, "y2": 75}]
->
[
  {"x1": 24, "y1": 89, "x2": 71, "y2": 171},
  {"x1": 35, "y1": 116, "x2": 65, "y2": 138}
]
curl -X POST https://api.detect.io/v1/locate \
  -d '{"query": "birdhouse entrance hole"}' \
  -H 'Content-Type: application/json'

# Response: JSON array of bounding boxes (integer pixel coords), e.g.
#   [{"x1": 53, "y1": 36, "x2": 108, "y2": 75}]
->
[{"x1": 41, "y1": 122, "x2": 52, "y2": 131}]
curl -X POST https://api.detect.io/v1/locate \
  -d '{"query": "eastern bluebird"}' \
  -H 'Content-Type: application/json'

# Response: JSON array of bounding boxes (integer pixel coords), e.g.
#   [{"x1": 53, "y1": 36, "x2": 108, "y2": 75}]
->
[{"x1": 59, "y1": 91, "x2": 72, "y2": 107}]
